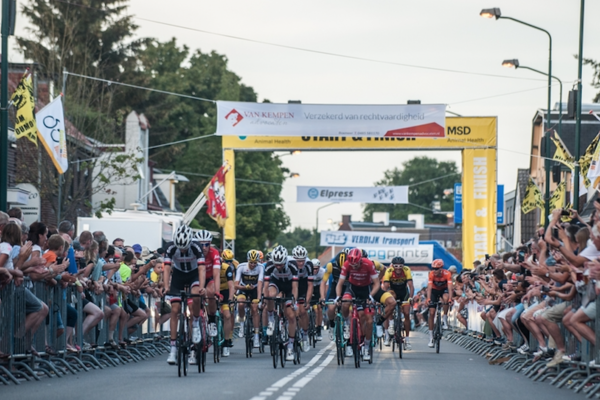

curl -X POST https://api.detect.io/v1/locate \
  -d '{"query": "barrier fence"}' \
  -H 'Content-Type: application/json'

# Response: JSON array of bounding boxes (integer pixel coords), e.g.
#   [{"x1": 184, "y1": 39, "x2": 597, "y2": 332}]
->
[
  {"x1": 0, "y1": 280, "x2": 170, "y2": 385},
  {"x1": 431, "y1": 297, "x2": 600, "y2": 398}
]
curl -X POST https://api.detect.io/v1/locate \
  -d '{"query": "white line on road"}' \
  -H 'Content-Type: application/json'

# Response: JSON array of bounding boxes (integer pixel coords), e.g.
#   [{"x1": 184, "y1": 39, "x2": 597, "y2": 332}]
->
[{"x1": 248, "y1": 343, "x2": 334, "y2": 400}]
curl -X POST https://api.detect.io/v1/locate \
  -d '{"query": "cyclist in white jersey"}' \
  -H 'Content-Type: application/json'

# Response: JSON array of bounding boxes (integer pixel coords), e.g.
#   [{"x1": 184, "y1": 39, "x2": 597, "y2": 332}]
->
[{"x1": 235, "y1": 250, "x2": 264, "y2": 348}]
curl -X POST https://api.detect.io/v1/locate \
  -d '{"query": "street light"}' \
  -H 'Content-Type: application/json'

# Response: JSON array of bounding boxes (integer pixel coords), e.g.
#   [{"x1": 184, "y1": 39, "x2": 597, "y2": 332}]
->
[
  {"x1": 481, "y1": 8, "x2": 553, "y2": 226},
  {"x1": 290, "y1": 172, "x2": 300, "y2": 178},
  {"x1": 502, "y1": 59, "x2": 563, "y2": 139},
  {"x1": 315, "y1": 202, "x2": 338, "y2": 258}
]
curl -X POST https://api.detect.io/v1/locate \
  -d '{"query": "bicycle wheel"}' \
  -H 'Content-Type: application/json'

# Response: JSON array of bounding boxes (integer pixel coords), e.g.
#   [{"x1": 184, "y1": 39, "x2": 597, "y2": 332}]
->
[
  {"x1": 295, "y1": 331, "x2": 301, "y2": 365},
  {"x1": 435, "y1": 309, "x2": 441, "y2": 354},
  {"x1": 196, "y1": 342, "x2": 202, "y2": 373},
  {"x1": 183, "y1": 345, "x2": 188, "y2": 376},
  {"x1": 395, "y1": 313, "x2": 403, "y2": 359},
  {"x1": 201, "y1": 343, "x2": 207, "y2": 372},
  {"x1": 245, "y1": 314, "x2": 253, "y2": 358},
  {"x1": 272, "y1": 314, "x2": 279, "y2": 368},
  {"x1": 351, "y1": 319, "x2": 360, "y2": 368},
  {"x1": 177, "y1": 342, "x2": 182, "y2": 377}
]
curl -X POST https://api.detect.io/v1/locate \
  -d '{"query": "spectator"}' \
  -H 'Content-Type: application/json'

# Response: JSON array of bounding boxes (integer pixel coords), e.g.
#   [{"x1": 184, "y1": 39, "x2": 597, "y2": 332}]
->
[
  {"x1": 0, "y1": 211, "x2": 8, "y2": 234},
  {"x1": 58, "y1": 220, "x2": 75, "y2": 239},
  {"x1": 7, "y1": 207, "x2": 24, "y2": 223}
]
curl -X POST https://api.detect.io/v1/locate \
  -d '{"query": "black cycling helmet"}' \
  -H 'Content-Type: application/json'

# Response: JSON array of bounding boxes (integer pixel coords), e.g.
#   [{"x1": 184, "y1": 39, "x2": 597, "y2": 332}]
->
[
  {"x1": 361, "y1": 249, "x2": 368, "y2": 258},
  {"x1": 391, "y1": 256, "x2": 405, "y2": 265}
]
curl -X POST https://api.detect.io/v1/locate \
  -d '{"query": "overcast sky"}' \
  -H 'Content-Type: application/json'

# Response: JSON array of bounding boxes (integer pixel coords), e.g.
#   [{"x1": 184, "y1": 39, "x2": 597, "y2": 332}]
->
[{"x1": 11, "y1": 0, "x2": 600, "y2": 232}]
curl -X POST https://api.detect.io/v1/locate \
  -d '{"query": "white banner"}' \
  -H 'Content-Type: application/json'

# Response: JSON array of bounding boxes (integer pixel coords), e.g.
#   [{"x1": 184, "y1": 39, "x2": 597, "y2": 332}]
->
[
  {"x1": 298, "y1": 186, "x2": 408, "y2": 204},
  {"x1": 216, "y1": 101, "x2": 446, "y2": 138},
  {"x1": 320, "y1": 230, "x2": 419, "y2": 247},
  {"x1": 37, "y1": 96, "x2": 68, "y2": 174},
  {"x1": 363, "y1": 245, "x2": 434, "y2": 265}
]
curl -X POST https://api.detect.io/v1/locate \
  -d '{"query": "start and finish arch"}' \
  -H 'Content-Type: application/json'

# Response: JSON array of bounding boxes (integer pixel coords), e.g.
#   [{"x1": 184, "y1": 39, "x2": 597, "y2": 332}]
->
[{"x1": 220, "y1": 111, "x2": 497, "y2": 269}]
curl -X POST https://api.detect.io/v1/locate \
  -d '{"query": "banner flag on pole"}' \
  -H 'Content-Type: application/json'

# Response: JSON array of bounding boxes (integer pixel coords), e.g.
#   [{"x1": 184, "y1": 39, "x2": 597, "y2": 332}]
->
[
  {"x1": 522, "y1": 177, "x2": 544, "y2": 215},
  {"x1": 550, "y1": 132, "x2": 574, "y2": 169},
  {"x1": 579, "y1": 132, "x2": 600, "y2": 188},
  {"x1": 549, "y1": 181, "x2": 566, "y2": 212},
  {"x1": 587, "y1": 130, "x2": 600, "y2": 186},
  {"x1": 10, "y1": 73, "x2": 38, "y2": 145},
  {"x1": 37, "y1": 96, "x2": 68, "y2": 174},
  {"x1": 203, "y1": 164, "x2": 230, "y2": 228}
]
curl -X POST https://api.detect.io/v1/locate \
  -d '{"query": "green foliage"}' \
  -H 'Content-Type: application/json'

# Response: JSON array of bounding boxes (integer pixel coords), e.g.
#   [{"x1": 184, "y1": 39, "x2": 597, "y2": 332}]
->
[
  {"x1": 363, "y1": 156, "x2": 460, "y2": 224},
  {"x1": 583, "y1": 58, "x2": 600, "y2": 103}
]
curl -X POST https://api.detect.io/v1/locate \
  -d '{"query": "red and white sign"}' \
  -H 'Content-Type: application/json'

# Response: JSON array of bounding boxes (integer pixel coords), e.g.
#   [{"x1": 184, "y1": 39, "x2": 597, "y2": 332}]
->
[{"x1": 216, "y1": 101, "x2": 446, "y2": 138}]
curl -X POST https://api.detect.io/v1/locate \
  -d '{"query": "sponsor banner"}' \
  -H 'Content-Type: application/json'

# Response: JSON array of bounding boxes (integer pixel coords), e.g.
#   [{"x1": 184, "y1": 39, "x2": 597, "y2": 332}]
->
[
  {"x1": 462, "y1": 149, "x2": 497, "y2": 269},
  {"x1": 454, "y1": 183, "x2": 504, "y2": 225},
  {"x1": 224, "y1": 150, "x2": 236, "y2": 240},
  {"x1": 320, "y1": 230, "x2": 419, "y2": 247},
  {"x1": 222, "y1": 117, "x2": 497, "y2": 150},
  {"x1": 217, "y1": 101, "x2": 446, "y2": 138},
  {"x1": 298, "y1": 186, "x2": 408, "y2": 204},
  {"x1": 362, "y1": 245, "x2": 434, "y2": 265}
]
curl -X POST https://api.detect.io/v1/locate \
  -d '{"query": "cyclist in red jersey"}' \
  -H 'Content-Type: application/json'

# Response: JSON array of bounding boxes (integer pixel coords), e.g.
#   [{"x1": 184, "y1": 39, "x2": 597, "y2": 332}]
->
[
  {"x1": 195, "y1": 230, "x2": 222, "y2": 337},
  {"x1": 426, "y1": 259, "x2": 453, "y2": 347},
  {"x1": 336, "y1": 248, "x2": 390, "y2": 361}
]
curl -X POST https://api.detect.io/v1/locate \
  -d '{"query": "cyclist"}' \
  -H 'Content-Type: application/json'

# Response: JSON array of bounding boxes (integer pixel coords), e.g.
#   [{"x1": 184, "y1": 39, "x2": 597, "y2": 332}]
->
[
  {"x1": 320, "y1": 251, "x2": 346, "y2": 340},
  {"x1": 194, "y1": 230, "x2": 222, "y2": 338},
  {"x1": 336, "y1": 248, "x2": 394, "y2": 361},
  {"x1": 381, "y1": 257, "x2": 414, "y2": 349},
  {"x1": 426, "y1": 259, "x2": 453, "y2": 347},
  {"x1": 292, "y1": 245, "x2": 314, "y2": 352},
  {"x1": 361, "y1": 249, "x2": 386, "y2": 279},
  {"x1": 310, "y1": 258, "x2": 325, "y2": 341},
  {"x1": 163, "y1": 225, "x2": 205, "y2": 365},
  {"x1": 235, "y1": 250, "x2": 264, "y2": 349},
  {"x1": 264, "y1": 245, "x2": 299, "y2": 361},
  {"x1": 220, "y1": 249, "x2": 237, "y2": 356}
]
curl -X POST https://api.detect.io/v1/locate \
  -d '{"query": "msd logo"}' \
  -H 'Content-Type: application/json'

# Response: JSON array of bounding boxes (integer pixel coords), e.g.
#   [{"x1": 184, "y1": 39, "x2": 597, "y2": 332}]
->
[{"x1": 224, "y1": 109, "x2": 243, "y2": 127}]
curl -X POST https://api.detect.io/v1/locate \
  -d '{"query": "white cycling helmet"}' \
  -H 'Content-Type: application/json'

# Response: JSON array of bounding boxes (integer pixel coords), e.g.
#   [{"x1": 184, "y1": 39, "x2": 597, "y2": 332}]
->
[
  {"x1": 292, "y1": 245, "x2": 308, "y2": 259},
  {"x1": 174, "y1": 225, "x2": 194, "y2": 250},
  {"x1": 195, "y1": 229, "x2": 213, "y2": 242},
  {"x1": 272, "y1": 245, "x2": 288, "y2": 264},
  {"x1": 311, "y1": 258, "x2": 321, "y2": 268}
]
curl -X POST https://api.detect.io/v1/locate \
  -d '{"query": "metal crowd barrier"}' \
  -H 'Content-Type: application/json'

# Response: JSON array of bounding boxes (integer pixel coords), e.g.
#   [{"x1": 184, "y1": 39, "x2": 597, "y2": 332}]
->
[
  {"x1": 0, "y1": 280, "x2": 170, "y2": 385},
  {"x1": 444, "y1": 297, "x2": 600, "y2": 398}
]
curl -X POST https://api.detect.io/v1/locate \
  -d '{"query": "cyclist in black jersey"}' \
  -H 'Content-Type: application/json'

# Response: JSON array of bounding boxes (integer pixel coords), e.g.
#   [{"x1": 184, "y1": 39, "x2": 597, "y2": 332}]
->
[
  {"x1": 163, "y1": 225, "x2": 205, "y2": 365},
  {"x1": 292, "y1": 245, "x2": 314, "y2": 352}
]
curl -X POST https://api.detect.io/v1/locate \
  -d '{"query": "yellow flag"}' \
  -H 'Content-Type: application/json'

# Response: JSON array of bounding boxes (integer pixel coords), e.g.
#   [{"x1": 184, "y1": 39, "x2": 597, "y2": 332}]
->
[
  {"x1": 549, "y1": 181, "x2": 566, "y2": 211},
  {"x1": 580, "y1": 132, "x2": 600, "y2": 188},
  {"x1": 10, "y1": 73, "x2": 38, "y2": 145},
  {"x1": 522, "y1": 177, "x2": 544, "y2": 214},
  {"x1": 550, "y1": 133, "x2": 574, "y2": 169}
]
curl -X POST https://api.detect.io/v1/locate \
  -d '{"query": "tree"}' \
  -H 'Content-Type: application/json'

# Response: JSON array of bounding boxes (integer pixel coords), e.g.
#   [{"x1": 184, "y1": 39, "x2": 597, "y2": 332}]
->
[
  {"x1": 583, "y1": 58, "x2": 600, "y2": 103},
  {"x1": 275, "y1": 227, "x2": 326, "y2": 259},
  {"x1": 363, "y1": 156, "x2": 459, "y2": 224}
]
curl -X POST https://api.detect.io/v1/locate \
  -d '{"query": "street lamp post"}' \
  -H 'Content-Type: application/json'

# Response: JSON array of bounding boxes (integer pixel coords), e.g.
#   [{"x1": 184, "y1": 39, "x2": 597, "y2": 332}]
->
[
  {"x1": 0, "y1": 0, "x2": 10, "y2": 211},
  {"x1": 573, "y1": 0, "x2": 585, "y2": 211},
  {"x1": 315, "y1": 202, "x2": 338, "y2": 259},
  {"x1": 481, "y1": 8, "x2": 553, "y2": 226},
  {"x1": 502, "y1": 59, "x2": 563, "y2": 139}
]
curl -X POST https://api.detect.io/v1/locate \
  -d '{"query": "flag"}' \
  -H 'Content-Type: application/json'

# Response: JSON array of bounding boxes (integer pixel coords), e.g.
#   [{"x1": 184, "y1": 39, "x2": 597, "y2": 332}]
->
[
  {"x1": 549, "y1": 181, "x2": 566, "y2": 212},
  {"x1": 522, "y1": 177, "x2": 544, "y2": 214},
  {"x1": 11, "y1": 73, "x2": 38, "y2": 145},
  {"x1": 550, "y1": 132, "x2": 574, "y2": 169},
  {"x1": 37, "y1": 96, "x2": 68, "y2": 174},
  {"x1": 203, "y1": 164, "x2": 230, "y2": 227},
  {"x1": 587, "y1": 130, "x2": 600, "y2": 186},
  {"x1": 579, "y1": 132, "x2": 600, "y2": 188}
]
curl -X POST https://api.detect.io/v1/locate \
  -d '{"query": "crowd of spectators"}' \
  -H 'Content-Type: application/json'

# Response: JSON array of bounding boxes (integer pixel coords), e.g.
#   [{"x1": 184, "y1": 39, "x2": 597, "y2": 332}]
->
[
  {"x1": 448, "y1": 206, "x2": 600, "y2": 368},
  {"x1": 0, "y1": 208, "x2": 169, "y2": 356}
]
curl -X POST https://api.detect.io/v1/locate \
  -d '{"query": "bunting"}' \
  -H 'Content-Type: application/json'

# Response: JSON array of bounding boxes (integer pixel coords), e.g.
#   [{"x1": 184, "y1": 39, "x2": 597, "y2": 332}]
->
[
  {"x1": 550, "y1": 132, "x2": 574, "y2": 169},
  {"x1": 522, "y1": 177, "x2": 544, "y2": 215}
]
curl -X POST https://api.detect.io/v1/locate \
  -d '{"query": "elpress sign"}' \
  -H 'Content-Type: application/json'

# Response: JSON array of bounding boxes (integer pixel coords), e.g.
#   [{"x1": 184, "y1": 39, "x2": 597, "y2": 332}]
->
[
  {"x1": 320, "y1": 230, "x2": 419, "y2": 247},
  {"x1": 216, "y1": 101, "x2": 446, "y2": 138},
  {"x1": 363, "y1": 245, "x2": 434, "y2": 265},
  {"x1": 298, "y1": 186, "x2": 408, "y2": 204}
]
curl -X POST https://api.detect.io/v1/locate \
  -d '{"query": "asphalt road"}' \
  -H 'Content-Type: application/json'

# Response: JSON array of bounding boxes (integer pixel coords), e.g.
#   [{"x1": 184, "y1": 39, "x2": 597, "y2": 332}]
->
[{"x1": 1, "y1": 331, "x2": 582, "y2": 400}]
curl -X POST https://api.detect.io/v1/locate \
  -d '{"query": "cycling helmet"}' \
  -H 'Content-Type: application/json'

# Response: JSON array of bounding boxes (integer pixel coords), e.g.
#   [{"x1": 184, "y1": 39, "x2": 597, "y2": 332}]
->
[
  {"x1": 257, "y1": 250, "x2": 264, "y2": 262},
  {"x1": 347, "y1": 248, "x2": 362, "y2": 266},
  {"x1": 272, "y1": 245, "x2": 288, "y2": 264},
  {"x1": 247, "y1": 250, "x2": 261, "y2": 262},
  {"x1": 391, "y1": 256, "x2": 405, "y2": 265},
  {"x1": 195, "y1": 229, "x2": 213, "y2": 242},
  {"x1": 311, "y1": 258, "x2": 321, "y2": 268},
  {"x1": 173, "y1": 225, "x2": 194, "y2": 250},
  {"x1": 221, "y1": 249, "x2": 234, "y2": 261},
  {"x1": 266, "y1": 252, "x2": 272, "y2": 262},
  {"x1": 292, "y1": 245, "x2": 308, "y2": 259},
  {"x1": 343, "y1": 247, "x2": 352, "y2": 255},
  {"x1": 336, "y1": 252, "x2": 346, "y2": 267},
  {"x1": 432, "y1": 259, "x2": 444, "y2": 269}
]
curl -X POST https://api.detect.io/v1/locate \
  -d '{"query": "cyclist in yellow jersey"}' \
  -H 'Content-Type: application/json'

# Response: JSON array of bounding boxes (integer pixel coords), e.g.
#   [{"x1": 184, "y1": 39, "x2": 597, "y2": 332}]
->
[
  {"x1": 220, "y1": 249, "x2": 238, "y2": 356},
  {"x1": 381, "y1": 256, "x2": 414, "y2": 349}
]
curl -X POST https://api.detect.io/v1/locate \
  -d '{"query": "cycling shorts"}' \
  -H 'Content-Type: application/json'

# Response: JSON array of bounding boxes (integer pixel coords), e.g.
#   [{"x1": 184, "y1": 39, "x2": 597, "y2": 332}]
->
[
  {"x1": 389, "y1": 286, "x2": 410, "y2": 305},
  {"x1": 342, "y1": 284, "x2": 389, "y2": 311},
  {"x1": 167, "y1": 268, "x2": 200, "y2": 303},
  {"x1": 268, "y1": 278, "x2": 293, "y2": 299},
  {"x1": 236, "y1": 288, "x2": 259, "y2": 302},
  {"x1": 429, "y1": 288, "x2": 448, "y2": 308}
]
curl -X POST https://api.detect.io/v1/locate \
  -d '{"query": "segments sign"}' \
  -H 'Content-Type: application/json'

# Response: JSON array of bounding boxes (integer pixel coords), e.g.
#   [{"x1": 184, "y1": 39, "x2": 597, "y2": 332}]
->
[
  {"x1": 297, "y1": 186, "x2": 408, "y2": 204},
  {"x1": 217, "y1": 101, "x2": 446, "y2": 138}
]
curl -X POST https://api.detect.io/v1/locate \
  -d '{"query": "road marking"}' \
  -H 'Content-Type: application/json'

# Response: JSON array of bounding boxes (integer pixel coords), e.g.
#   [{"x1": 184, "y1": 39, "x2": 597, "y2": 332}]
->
[{"x1": 248, "y1": 343, "x2": 334, "y2": 400}]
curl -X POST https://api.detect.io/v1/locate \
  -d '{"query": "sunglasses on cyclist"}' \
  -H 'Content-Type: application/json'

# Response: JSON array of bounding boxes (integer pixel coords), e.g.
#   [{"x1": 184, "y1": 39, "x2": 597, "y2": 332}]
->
[
  {"x1": 392, "y1": 263, "x2": 404, "y2": 268},
  {"x1": 199, "y1": 243, "x2": 211, "y2": 247}
]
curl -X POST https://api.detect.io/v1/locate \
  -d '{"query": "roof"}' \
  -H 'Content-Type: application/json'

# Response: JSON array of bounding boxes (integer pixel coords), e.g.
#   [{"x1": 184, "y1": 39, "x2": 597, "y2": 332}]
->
[{"x1": 350, "y1": 220, "x2": 456, "y2": 231}]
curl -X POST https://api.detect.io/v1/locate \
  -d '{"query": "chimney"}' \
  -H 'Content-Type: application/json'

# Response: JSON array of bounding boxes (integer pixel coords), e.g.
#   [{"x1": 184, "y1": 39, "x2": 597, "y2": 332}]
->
[
  {"x1": 339, "y1": 215, "x2": 352, "y2": 231},
  {"x1": 408, "y1": 214, "x2": 424, "y2": 229}
]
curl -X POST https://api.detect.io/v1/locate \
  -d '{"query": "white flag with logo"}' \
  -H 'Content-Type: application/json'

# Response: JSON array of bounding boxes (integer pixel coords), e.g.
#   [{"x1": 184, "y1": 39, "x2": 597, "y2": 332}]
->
[
  {"x1": 37, "y1": 96, "x2": 68, "y2": 174},
  {"x1": 587, "y1": 138, "x2": 600, "y2": 184}
]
